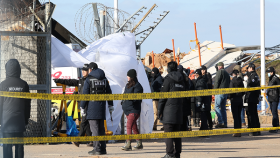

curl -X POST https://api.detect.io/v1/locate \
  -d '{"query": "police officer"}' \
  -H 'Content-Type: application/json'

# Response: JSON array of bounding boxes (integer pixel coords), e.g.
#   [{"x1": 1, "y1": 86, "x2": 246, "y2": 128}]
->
[
  {"x1": 73, "y1": 64, "x2": 93, "y2": 147},
  {"x1": 80, "y1": 62, "x2": 114, "y2": 155},
  {"x1": 0, "y1": 59, "x2": 31, "y2": 158},
  {"x1": 244, "y1": 63, "x2": 261, "y2": 136},
  {"x1": 266, "y1": 67, "x2": 280, "y2": 133}
]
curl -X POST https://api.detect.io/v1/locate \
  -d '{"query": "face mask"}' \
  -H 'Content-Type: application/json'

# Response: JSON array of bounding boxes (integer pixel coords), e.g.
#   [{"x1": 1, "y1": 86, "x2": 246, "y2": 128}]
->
[
  {"x1": 268, "y1": 73, "x2": 271, "y2": 77},
  {"x1": 244, "y1": 76, "x2": 248, "y2": 81}
]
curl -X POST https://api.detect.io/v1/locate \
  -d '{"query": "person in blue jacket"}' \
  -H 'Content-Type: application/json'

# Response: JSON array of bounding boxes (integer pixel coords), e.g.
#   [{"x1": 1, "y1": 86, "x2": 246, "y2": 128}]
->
[{"x1": 80, "y1": 62, "x2": 114, "y2": 155}]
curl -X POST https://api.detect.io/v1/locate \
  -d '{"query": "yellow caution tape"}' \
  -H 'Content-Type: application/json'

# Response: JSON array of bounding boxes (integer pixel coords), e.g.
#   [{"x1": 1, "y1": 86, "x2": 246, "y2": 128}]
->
[
  {"x1": 0, "y1": 127, "x2": 279, "y2": 144},
  {"x1": 0, "y1": 86, "x2": 277, "y2": 101}
]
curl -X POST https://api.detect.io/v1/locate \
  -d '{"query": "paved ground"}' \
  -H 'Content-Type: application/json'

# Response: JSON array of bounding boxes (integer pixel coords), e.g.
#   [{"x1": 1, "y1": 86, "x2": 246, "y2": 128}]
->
[{"x1": 1, "y1": 124, "x2": 280, "y2": 158}]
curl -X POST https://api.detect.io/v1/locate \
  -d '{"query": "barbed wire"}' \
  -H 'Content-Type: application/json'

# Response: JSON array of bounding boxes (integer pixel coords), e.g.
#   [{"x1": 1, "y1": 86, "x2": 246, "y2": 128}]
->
[{"x1": 74, "y1": 3, "x2": 136, "y2": 44}]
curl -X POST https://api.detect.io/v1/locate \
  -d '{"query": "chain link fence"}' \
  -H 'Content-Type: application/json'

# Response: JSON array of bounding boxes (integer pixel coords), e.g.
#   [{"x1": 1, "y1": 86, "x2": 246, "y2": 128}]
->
[{"x1": 0, "y1": 4, "x2": 51, "y2": 137}]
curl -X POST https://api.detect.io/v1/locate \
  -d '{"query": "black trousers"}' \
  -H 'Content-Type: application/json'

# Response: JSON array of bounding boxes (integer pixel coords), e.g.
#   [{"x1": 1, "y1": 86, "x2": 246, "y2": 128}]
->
[
  {"x1": 78, "y1": 116, "x2": 92, "y2": 137},
  {"x1": 89, "y1": 120, "x2": 106, "y2": 152},
  {"x1": 163, "y1": 124, "x2": 182, "y2": 157},
  {"x1": 181, "y1": 115, "x2": 188, "y2": 131},
  {"x1": 206, "y1": 111, "x2": 213, "y2": 129},
  {"x1": 3, "y1": 133, "x2": 24, "y2": 158},
  {"x1": 231, "y1": 103, "x2": 242, "y2": 129},
  {"x1": 270, "y1": 102, "x2": 279, "y2": 127},
  {"x1": 191, "y1": 102, "x2": 200, "y2": 119},
  {"x1": 200, "y1": 111, "x2": 209, "y2": 130},
  {"x1": 245, "y1": 103, "x2": 260, "y2": 129}
]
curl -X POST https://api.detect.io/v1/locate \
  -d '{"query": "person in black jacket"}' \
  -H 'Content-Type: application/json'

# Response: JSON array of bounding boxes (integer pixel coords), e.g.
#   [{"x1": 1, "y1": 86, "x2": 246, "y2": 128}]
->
[
  {"x1": 151, "y1": 67, "x2": 163, "y2": 131},
  {"x1": 201, "y1": 65, "x2": 213, "y2": 129},
  {"x1": 191, "y1": 78, "x2": 200, "y2": 127},
  {"x1": 121, "y1": 69, "x2": 144, "y2": 151},
  {"x1": 73, "y1": 64, "x2": 93, "y2": 147},
  {"x1": 228, "y1": 70, "x2": 244, "y2": 137},
  {"x1": 195, "y1": 69, "x2": 210, "y2": 130},
  {"x1": 245, "y1": 63, "x2": 261, "y2": 136},
  {"x1": 80, "y1": 62, "x2": 114, "y2": 155},
  {"x1": 266, "y1": 67, "x2": 280, "y2": 133},
  {"x1": 0, "y1": 59, "x2": 31, "y2": 158},
  {"x1": 158, "y1": 61, "x2": 185, "y2": 158},
  {"x1": 178, "y1": 65, "x2": 192, "y2": 131}
]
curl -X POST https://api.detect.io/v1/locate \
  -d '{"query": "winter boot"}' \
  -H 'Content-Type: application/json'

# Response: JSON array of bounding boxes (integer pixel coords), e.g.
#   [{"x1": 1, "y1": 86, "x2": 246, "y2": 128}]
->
[
  {"x1": 121, "y1": 140, "x2": 132, "y2": 151},
  {"x1": 133, "y1": 140, "x2": 143, "y2": 150}
]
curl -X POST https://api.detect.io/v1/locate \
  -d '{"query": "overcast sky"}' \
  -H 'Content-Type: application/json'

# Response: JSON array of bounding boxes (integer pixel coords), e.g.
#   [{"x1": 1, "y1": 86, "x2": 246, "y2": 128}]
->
[{"x1": 50, "y1": 0, "x2": 280, "y2": 57}]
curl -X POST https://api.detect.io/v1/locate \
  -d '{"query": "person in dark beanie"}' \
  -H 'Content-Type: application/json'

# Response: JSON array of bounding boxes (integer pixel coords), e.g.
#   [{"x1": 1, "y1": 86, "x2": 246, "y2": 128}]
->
[
  {"x1": 150, "y1": 67, "x2": 163, "y2": 131},
  {"x1": 73, "y1": 64, "x2": 93, "y2": 147},
  {"x1": 245, "y1": 63, "x2": 261, "y2": 136},
  {"x1": 214, "y1": 62, "x2": 230, "y2": 128},
  {"x1": 121, "y1": 69, "x2": 144, "y2": 151},
  {"x1": 228, "y1": 70, "x2": 245, "y2": 137},
  {"x1": 158, "y1": 61, "x2": 185, "y2": 158},
  {"x1": 0, "y1": 59, "x2": 31, "y2": 158},
  {"x1": 266, "y1": 67, "x2": 280, "y2": 133},
  {"x1": 201, "y1": 65, "x2": 213, "y2": 129},
  {"x1": 195, "y1": 69, "x2": 210, "y2": 131},
  {"x1": 80, "y1": 62, "x2": 114, "y2": 155}
]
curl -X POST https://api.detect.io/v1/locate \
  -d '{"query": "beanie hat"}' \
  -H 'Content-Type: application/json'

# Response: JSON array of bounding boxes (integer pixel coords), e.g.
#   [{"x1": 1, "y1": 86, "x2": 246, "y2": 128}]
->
[
  {"x1": 152, "y1": 67, "x2": 159, "y2": 75},
  {"x1": 127, "y1": 69, "x2": 137, "y2": 79},
  {"x1": 231, "y1": 70, "x2": 239, "y2": 75}
]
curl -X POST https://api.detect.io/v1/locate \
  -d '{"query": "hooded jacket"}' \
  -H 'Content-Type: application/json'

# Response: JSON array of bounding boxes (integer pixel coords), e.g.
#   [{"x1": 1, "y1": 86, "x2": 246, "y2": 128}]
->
[
  {"x1": 80, "y1": 68, "x2": 113, "y2": 120},
  {"x1": 122, "y1": 78, "x2": 143, "y2": 115},
  {"x1": 158, "y1": 71, "x2": 185, "y2": 124},
  {"x1": 228, "y1": 76, "x2": 245, "y2": 103},
  {"x1": 0, "y1": 59, "x2": 31, "y2": 133},
  {"x1": 267, "y1": 74, "x2": 280, "y2": 102}
]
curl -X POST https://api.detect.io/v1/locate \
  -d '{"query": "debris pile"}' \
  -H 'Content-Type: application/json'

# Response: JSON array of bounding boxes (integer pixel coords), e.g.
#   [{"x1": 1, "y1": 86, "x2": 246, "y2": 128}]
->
[{"x1": 142, "y1": 48, "x2": 187, "y2": 76}]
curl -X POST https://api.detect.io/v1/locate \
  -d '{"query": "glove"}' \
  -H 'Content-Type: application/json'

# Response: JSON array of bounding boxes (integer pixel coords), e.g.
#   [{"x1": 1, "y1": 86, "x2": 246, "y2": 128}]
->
[
  {"x1": 108, "y1": 106, "x2": 114, "y2": 113},
  {"x1": 80, "y1": 107, "x2": 86, "y2": 117},
  {"x1": 121, "y1": 100, "x2": 124, "y2": 105}
]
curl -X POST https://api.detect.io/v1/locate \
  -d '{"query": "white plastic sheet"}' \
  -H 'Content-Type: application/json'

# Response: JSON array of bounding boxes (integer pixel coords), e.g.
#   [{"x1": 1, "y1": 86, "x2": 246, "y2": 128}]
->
[{"x1": 51, "y1": 32, "x2": 153, "y2": 134}]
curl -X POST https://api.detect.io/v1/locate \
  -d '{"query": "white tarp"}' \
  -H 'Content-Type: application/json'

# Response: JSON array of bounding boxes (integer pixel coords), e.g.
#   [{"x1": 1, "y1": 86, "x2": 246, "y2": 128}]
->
[{"x1": 51, "y1": 32, "x2": 153, "y2": 134}]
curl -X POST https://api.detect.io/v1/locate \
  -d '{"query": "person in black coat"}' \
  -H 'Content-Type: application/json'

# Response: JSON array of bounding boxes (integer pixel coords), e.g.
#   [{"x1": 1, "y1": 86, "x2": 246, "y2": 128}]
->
[
  {"x1": 80, "y1": 62, "x2": 114, "y2": 155},
  {"x1": 178, "y1": 65, "x2": 192, "y2": 131},
  {"x1": 195, "y1": 69, "x2": 210, "y2": 130},
  {"x1": 121, "y1": 69, "x2": 144, "y2": 151},
  {"x1": 191, "y1": 78, "x2": 200, "y2": 127},
  {"x1": 73, "y1": 64, "x2": 93, "y2": 147},
  {"x1": 266, "y1": 67, "x2": 280, "y2": 133},
  {"x1": 158, "y1": 61, "x2": 185, "y2": 158},
  {"x1": 150, "y1": 67, "x2": 163, "y2": 131},
  {"x1": 228, "y1": 70, "x2": 244, "y2": 137},
  {"x1": 0, "y1": 59, "x2": 31, "y2": 158},
  {"x1": 244, "y1": 63, "x2": 261, "y2": 136},
  {"x1": 201, "y1": 65, "x2": 213, "y2": 129}
]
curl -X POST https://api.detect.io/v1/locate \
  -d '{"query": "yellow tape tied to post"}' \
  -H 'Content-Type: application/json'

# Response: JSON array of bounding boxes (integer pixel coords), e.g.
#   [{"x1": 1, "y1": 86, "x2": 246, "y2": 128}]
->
[{"x1": 0, "y1": 85, "x2": 279, "y2": 101}]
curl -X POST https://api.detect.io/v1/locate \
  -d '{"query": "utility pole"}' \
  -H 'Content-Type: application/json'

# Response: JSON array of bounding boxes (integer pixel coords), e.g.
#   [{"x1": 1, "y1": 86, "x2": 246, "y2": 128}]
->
[
  {"x1": 114, "y1": 0, "x2": 118, "y2": 32},
  {"x1": 260, "y1": 0, "x2": 266, "y2": 115},
  {"x1": 100, "y1": 10, "x2": 106, "y2": 37}
]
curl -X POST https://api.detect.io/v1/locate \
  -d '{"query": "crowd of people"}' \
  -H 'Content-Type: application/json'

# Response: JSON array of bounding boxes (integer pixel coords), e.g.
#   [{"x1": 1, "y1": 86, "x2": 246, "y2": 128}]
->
[{"x1": 1, "y1": 59, "x2": 280, "y2": 158}]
